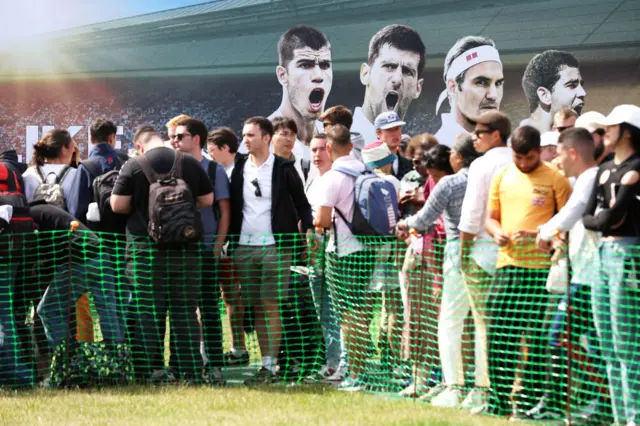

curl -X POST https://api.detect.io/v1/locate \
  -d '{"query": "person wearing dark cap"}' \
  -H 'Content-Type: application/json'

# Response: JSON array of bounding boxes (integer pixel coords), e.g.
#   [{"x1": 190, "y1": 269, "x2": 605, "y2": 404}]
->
[
  {"x1": 456, "y1": 110, "x2": 513, "y2": 413},
  {"x1": 484, "y1": 125, "x2": 572, "y2": 417}
]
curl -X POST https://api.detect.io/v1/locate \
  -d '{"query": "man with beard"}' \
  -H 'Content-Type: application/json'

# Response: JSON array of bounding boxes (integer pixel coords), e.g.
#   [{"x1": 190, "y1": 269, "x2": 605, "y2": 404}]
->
[
  {"x1": 576, "y1": 111, "x2": 612, "y2": 163},
  {"x1": 239, "y1": 25, "x2": 333, "y2": 159},
  {"x1": 352, "y1": 24, "x2": 425, "y2": 144},
  {"x1": 521, "y1": 50, "x2": 586, "y2": 132},
  {"x1": 434, "y1": 36, "x2": 503, "y2": 148},
  {"x1": 485, "y1": 126, "x2": 572, "y2": 418}
]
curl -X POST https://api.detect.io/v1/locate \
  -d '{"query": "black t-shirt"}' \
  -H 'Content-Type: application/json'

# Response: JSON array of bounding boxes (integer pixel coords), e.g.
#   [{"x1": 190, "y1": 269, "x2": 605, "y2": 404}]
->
[
  {"x1": 112, "y1": 147, "x2": 213, "y2": 236},
  {"x1": 584, "y1": 154, "x2": 640, "y2": 237}
]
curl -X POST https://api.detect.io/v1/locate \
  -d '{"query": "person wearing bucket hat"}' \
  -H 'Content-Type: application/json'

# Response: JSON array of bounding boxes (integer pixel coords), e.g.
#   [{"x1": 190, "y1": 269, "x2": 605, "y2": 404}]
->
[
  {"x1": 361, "y1": 141, "x2": 401, "y2": 194},
  {"x1": 583, "y1": 104, "x2": 640, "y2": 426}
]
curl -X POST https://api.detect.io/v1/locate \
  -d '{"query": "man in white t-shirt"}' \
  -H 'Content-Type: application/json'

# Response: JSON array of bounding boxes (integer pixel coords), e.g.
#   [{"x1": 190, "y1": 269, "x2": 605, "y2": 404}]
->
[
  {"x1": 457, "y1": 111, "x2": 512, "y2": 413},
  {"x1": 228, "y1": 117, "x2": 314, "y2": 385},
  {"x1": 352, "y1": 25, "x2": 425, "y2": 145},
  {"x1": 530, "y1": 128, "x2": 607, "y2": 422},
  {"x1": 434, "y1": 36, "x2": 504, "y2": 148},
  {"x1": 314, "y1": 124, "x2": 376, "y2": 392},
  {"x1": 303, "y1": 134, "x2": 348, "y2": 384}
]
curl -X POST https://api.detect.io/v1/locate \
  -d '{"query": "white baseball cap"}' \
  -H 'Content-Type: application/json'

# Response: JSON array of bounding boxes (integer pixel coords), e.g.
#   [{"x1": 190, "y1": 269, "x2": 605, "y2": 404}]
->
[
  {"x1": 575, "y1": 111, "x2": 605, "y2": 133},
  {"x1": 540, "y1": 131, "x2": 559, "y2": 147},
  {"x1": 596, "y1": 104, "x2": 640, "y2": 129}
]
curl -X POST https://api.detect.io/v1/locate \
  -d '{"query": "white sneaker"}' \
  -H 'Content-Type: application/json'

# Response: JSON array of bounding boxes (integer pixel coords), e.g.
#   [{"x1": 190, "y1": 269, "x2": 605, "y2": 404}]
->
[
  {"x1": 431, "y1": 387, "x2": 462, "y2": 408},
  {"x1": 326, "y1": 364, "x2": 346, "y2": 382},
  {"x1": 419, "y1": 383, "x2": 446, "y2": 402},
  {"x1": 462, "y1": 388, "x2": 489, "y2": 414}
]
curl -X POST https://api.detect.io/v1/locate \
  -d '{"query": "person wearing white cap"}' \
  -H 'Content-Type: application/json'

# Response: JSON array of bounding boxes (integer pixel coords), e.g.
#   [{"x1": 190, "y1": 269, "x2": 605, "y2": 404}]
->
[
  {"x1": 575, "y1": 111, "x2": 611, "y2": 164},
  {"x1": 520, "y1": 50, "x2": 586, "y2": 133},
  {"x1": 434, "y1": 36, "x2": 504, "y2": 148},
  {"x1": 351, "y1": 25, "x2": 426, "y2": 145},
  {"x1": 583, "y1": 104, "x2": 640, "y2": 426},
  {"x1": 540, "y1": 131, "x2": 559, "y2": 163}
]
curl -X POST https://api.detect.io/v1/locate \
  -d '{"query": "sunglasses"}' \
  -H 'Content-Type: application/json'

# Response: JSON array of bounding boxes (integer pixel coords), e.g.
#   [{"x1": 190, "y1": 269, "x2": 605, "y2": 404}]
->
[
  {"x1": 251, "y1": 178, "x2": 262, "y2": 197},
  {"x1": 555, "y1": 125, "x2": 573, "y2": 133},
  {"x1": 473, "y1": 129, "x2": 494, "y2": 137},
  {"x1": 593, "y1": 128, "x2": 606, "y2": 137},
  {"x1": 174, "y1": 133, "x2": 189, "y2": 141},
  {"x1": 412, "y1": 158, "x2": 423, "y2": 165}
]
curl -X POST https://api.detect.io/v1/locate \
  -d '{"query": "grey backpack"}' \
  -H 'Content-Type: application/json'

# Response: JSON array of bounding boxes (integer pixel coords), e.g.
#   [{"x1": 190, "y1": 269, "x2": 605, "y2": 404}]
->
[
  {"x1": 31, "y1": 166, "x2": 72, "y2": 211},
  {"x1": 137, "y1": 151, "x2": 202, "y2": 246}
]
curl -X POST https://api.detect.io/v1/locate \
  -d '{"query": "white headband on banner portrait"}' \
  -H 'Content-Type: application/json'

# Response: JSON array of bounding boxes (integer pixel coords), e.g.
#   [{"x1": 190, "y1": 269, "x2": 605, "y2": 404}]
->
[{"x1": 435, "y1": 45, "x2": 502, "y2": 114}]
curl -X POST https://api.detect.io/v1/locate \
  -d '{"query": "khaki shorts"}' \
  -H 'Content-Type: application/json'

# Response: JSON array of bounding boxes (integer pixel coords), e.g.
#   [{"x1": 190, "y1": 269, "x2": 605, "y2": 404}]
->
[{"x1": 234, "y1": 245, "x2": 292, "y2": 305}]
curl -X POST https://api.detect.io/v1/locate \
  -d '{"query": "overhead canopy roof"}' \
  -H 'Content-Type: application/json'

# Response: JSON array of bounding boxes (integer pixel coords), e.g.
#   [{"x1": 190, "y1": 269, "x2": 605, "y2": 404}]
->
[{"x1": 1, "y1": 0, "x2": 638, "y2": 78}]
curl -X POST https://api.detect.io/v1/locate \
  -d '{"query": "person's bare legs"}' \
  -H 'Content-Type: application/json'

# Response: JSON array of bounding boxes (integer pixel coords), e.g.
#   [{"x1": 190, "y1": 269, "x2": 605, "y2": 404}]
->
[
  {"x1": 219, "y1": 264, "x2": 246, "y2": 352},
  {"x1": 254, "y1": 300, "x2": 282, "y2": 359}
]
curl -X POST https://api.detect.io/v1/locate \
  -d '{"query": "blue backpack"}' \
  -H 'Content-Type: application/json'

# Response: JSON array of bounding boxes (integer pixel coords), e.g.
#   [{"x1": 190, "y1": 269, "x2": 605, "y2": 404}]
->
[{"x1": 333, "y1": 166, "x2": 399, "y2": 238}]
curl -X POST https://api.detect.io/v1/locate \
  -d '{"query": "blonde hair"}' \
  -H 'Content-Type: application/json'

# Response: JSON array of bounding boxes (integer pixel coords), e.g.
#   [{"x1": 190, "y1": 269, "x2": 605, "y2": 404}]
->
[{"x1": 166, "y1": 114, "x2": 192, "y2": 129}]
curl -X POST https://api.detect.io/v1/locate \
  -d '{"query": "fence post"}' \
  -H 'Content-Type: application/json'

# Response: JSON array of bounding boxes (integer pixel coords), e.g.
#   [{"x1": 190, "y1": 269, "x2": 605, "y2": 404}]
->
[
  {"x1": 564, "y1": 241, "x2": 573, "y2": 426},
  {"x1": 65, "y1": 221, "x2": 80, "y2": 388}
]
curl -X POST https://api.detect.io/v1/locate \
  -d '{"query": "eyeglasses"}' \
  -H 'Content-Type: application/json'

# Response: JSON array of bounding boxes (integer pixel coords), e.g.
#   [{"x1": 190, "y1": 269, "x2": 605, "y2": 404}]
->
[
  {"x1": 473, "y1": 129, "x2": 494, "y2": 137},
  {"x1": 555, "y1": 125, "x2": 574, "y2": 133},
  {"x1": 251, "y1": 178, "x2": 262, "y2": 197}
]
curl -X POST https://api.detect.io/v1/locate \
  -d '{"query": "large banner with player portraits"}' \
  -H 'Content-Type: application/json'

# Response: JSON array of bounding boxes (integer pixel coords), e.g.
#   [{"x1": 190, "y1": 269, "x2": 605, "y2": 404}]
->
[{"x1": 0, "y1": 23, "x2": 638, "y2": 161}]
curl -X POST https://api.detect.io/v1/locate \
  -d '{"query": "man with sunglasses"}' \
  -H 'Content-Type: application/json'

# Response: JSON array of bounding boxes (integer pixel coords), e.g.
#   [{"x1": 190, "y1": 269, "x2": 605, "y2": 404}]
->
[
  {"x1": 228, "y1": 116, "x2": 313, "y2": 385},
  {"x1": 457, "y1": 110, "x2": 513, "y2": 413},
  {"x1": 174, "y1": 118, "x2": 230, "y2": 384},
  {"x1": 552, "y1": 107, "x2": 578, "y2": 133}
]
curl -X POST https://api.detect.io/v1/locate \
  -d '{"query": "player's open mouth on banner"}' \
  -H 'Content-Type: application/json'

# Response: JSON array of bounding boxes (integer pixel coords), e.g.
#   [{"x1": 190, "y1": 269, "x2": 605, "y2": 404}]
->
[
  {"x1": 386, "y1": 91, "x2": 399, "y2": 111},
  {"x1": 573, "y1": 100, "x2": 584, "y2": 115},
  {"x1": 309, "y1": 88, "x2": 325, "y2": 112}
]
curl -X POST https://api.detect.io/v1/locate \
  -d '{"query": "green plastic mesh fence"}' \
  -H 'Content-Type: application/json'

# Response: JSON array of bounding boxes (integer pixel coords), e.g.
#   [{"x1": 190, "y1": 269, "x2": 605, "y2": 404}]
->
[{"x1": 0, "y1": 230, "x2": 637, "y2": 423}]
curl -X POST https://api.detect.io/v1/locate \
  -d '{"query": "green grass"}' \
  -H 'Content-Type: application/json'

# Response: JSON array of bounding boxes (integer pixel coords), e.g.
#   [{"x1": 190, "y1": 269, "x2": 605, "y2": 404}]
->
[{"x1": 0, "y1": 386, "x2": 514, "y2": 426}]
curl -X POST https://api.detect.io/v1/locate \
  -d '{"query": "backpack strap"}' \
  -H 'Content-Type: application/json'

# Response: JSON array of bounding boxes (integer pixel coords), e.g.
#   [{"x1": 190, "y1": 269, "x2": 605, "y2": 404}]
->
[
  {"x1": 81, "y1": 160, "x2": 102, "y2": 178},
  {"x1": 301, "y1": 159, "x2": 311, "y2": 182},
  {"x1": 171, "y1": 151, "x2": 184, "y2": 179},
  {"x1": 137, "y1": 154, "x2": 158, "y2": 185},
  {"x1": 56, "y1": 166, "x2": 72, "y2": 184},
  {"x1": 207, "y1": 160, "x2": 217, "y2": 189},
  {"x1": 35, "y1": 166, "x2": 46, "y2": 184}
]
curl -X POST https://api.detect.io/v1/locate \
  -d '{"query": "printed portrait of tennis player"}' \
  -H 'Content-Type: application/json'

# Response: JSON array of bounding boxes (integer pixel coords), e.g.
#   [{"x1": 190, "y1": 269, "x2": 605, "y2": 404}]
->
[
  {"x1": 351, "y1": 24, "x2": 426, "y2": 144},
  {"x1": 520, "y1": 49, "x2": 586, "y2": 132},
  {"x1": 434, "y1": 36, "x2": 504, "y2": 147},
  {"x1": 270, "y1": 25, "x2": 332, "y2": 144}
]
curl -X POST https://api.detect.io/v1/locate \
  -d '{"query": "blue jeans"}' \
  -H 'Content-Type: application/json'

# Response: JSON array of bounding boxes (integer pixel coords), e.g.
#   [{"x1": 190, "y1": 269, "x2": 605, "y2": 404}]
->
[
  {"x1": 309, "y1": 274, "x2": 346, "y2": 369},
  {"x1": 592, "y1": 238, "x2": 640, "y2": 424},
  {"x1": 0, "y1": 264, "x2": 34, "y2": 388},
  {"x1": 37, "y1": 257, "x2": 124, "y2": 348}
]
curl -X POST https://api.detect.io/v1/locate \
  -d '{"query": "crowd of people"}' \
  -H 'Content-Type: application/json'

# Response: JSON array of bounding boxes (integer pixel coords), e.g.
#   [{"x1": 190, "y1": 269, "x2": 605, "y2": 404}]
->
[{"x1": 0, "y1": 100, "x2": 639, "y2": 426}]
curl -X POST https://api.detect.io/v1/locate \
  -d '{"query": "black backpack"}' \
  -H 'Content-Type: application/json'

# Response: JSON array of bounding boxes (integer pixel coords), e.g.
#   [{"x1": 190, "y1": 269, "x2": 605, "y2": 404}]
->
[
  {"x1": 138, "y1": 151, "x2": 202, "y2": 246},
  {"x1": 82, "y1": 156, "x2": 127, "y2": 233},
  {"x1": 0, "y1": 162, "x2": 35, "y2": 234}
]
